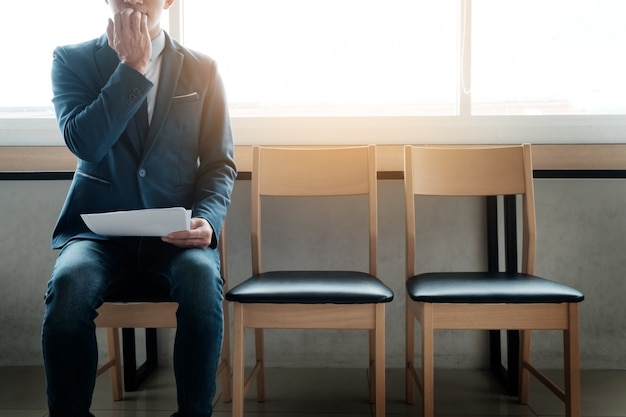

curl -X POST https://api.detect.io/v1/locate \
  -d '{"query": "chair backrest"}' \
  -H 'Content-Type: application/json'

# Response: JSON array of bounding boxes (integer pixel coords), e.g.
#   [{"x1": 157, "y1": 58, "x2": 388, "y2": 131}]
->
[
  {"x1": 403, "y1": 144, "x2": 536, "y2": 277},
  {"x1": 251, "y1": 145, "x2": 378, "y2": 275}
]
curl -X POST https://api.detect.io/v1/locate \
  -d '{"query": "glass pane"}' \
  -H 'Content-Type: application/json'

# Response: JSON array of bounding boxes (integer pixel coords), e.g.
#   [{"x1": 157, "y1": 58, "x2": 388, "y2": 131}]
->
[
  {"x1": 183, "y1": 0, "x2": 459, "y2": 116},
  {"x1": 0, "y1": 1, "x2": 107, "y2": 118},
  {"x1": 0, "y1": 1, "x2": 169, "y2": 119},
  {"x1": 472, "y1": 0, "x2": 626, "y2": 115}
]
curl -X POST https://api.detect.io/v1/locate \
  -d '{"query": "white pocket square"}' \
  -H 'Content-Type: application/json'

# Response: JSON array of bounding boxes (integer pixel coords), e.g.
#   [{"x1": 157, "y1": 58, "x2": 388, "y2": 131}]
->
[{"x1": 173, "y1": 92, "x2": 199, "y2": 100}]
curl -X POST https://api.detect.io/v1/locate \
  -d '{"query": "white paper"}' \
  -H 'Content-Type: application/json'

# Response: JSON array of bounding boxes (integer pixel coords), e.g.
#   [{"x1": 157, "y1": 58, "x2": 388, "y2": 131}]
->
[{"x1": 81, "y1": 207, "x2": 191, "y2": 237}]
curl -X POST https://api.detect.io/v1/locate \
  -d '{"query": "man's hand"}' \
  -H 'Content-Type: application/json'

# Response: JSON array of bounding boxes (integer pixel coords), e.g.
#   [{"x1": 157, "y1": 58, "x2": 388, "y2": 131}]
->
[
  {"x1": 106, "y1": 8, "x2": 151, "y2": 74},
  {"x1": 162, "y1": 218, "x2": 214, "y2": 249}
]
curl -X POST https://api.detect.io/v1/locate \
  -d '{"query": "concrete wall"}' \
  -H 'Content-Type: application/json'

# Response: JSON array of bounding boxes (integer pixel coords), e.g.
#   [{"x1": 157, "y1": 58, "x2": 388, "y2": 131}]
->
[{"x1": 0, "y1": 178, "x2": 624, "y2": 370}]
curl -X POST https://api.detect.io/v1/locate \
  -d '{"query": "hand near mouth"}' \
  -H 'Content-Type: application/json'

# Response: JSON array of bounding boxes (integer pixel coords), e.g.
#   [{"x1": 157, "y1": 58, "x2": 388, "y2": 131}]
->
[{"x1": 106, "y1": 7, "x2": 151, "y2": 74}]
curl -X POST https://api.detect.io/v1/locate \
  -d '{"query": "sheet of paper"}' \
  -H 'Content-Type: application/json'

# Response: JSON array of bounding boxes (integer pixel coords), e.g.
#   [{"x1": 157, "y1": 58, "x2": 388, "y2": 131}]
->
[{"x1": 81, "y1": 207, "x2": 191, "y2": 237}]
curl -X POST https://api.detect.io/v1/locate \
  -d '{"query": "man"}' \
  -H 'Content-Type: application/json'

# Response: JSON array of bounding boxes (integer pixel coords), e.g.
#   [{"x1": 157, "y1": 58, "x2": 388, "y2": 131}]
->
[{"x1": 42, "y1": 0, "x2": 237, "y2": 416}]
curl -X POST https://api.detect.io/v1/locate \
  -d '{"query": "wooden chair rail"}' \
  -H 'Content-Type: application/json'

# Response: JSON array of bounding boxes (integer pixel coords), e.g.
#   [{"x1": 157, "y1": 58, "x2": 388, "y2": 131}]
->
[{"x1": 3, "y1": 144, "x2": 626, "y2": 175}]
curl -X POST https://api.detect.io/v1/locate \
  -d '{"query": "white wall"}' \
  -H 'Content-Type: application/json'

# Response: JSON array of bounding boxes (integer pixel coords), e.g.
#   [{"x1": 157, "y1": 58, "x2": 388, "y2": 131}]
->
[{"x1": 0, "y1": 178, "x2": 624, "y2": 370}]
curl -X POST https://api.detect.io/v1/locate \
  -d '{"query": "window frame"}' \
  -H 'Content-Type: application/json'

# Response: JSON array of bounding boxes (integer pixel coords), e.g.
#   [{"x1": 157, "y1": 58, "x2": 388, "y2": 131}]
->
[{"x1": 2, "y1": 0, "x2": 626, "y2": 147}]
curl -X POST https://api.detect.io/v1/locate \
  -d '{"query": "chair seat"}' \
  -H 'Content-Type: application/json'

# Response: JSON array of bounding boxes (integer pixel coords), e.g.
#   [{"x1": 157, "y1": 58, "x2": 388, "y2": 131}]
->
[
  {"x1": 226, "y1": 270, "x2": 394, "y2": 304},
  {"x1": 406, "y1": 272, "x2": 584, "y2": 304}
]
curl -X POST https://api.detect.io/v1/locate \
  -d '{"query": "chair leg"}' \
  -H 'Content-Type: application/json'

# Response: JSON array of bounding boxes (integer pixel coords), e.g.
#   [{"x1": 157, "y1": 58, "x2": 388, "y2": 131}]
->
[
  {"x1": 369, "y1": 329, "x2": 375, "y2": 403},
  {"x1": 421, "y1": 304, "x2": 435, "y2": 417},
  {"x1": 232, "y1": 303, "x2": 245, "y2": 417},
  {"x1": 405, "y1": 298, "x2": 415, "y2": 404},
  {"x1": 519, "y1": 329, "x2": 532, "y2": 404},
  {"x1": 565, "y1": 303, "x2": 581, "y2": 417},
  {"x1": 106, "y1": 327, "x2": 124, "y2": 401},
  {"x1": 374, "y1": 304, "x2": 386, "y2": 417},
  {"x1": 121, "y1": 328, "x2": 158, "y2": 392},
  {"x1": 254, "y1": 328, "x2": 265, "y2": 402}
]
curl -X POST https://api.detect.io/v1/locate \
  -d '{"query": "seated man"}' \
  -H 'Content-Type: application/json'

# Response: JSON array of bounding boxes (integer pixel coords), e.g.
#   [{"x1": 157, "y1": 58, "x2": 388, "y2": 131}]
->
[{"x1": 41, "y1": 1, "x2": 236, "y2": 416}]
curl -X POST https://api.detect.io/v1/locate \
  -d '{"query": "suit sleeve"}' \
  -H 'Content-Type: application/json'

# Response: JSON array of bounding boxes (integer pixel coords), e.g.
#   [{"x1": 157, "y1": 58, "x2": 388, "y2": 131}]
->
[
  {"x1": 51, "y1": 45, "x2": 153, "y2": 163},
  {"x1": 192, "y1": 62, "x2": 237, "y2": 248}
]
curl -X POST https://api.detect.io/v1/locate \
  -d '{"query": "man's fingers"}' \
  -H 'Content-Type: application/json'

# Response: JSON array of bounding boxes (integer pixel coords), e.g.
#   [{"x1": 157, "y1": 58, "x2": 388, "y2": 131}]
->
[
  {"x1": 141, "y1": 13, "x2": 149, "y2": 35},
  {"x1": 113, "y1": 8, "x2": 124, "y2": 32},
  {"x1": 128, "y1": 9, "x2": 142, "y2": 31},
  {"x1": 108, "y1": 8, "x2": 151, "y2": 72}
]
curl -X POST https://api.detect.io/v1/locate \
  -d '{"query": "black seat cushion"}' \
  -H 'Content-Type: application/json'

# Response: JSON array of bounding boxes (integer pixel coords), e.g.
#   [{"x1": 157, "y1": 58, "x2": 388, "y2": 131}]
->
[
  {"x1": 406, "y1": 272, "x2": 584, "y2": 304},
  {"x1": 226, "y1": 270, "x2": 394, "y2": 304}
]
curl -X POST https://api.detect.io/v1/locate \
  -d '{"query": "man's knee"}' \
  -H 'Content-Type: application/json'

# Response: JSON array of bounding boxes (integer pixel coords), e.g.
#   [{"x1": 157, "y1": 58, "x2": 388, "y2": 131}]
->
[
  {"x1": 45, "y1": 242, "x2": 112, "y2": 325},
  {"x1": 169, "y1": 249, "x2": 223, "y2": 310}
]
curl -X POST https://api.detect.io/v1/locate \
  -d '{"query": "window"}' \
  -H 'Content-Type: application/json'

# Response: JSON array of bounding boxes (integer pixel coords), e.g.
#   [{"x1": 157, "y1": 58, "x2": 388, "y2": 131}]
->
[
  {"x1": 182, "y1": 0, "x2": 458, "y2": 116},
  {"x1": 1, "y1": 1, "x2": 626, "y2": 145},
  {"x1": 471, "y1": 0, "x2": 626, "y2": 115}
]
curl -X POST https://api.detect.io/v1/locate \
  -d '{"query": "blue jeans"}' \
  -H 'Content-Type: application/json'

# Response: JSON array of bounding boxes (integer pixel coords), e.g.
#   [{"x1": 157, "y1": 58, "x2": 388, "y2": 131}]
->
[{"x1": 42, "y1": 237, "x2": 224, "y2": 417}]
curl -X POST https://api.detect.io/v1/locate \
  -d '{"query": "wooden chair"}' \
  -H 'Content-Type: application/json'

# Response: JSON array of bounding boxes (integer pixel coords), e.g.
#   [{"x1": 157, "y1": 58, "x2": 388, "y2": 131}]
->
[
  {"x1": 225, "y1": 145, "x2": 394, "y2": 417},
  {"x1": 403, "y1": 144, "x2": 584, "y2": 417},
  {"x1": 94, "y1": 228, "x2": 231, "y2": 402}
]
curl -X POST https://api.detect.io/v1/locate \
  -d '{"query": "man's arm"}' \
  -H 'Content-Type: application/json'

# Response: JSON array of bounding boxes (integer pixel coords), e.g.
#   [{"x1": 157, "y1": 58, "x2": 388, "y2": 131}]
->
[
  {"x1": 162, "y1": 56, "x2": 236, "y2": 250},
  {"x1": 51, "y1": 10, "x2": 153, "y2": 163}
]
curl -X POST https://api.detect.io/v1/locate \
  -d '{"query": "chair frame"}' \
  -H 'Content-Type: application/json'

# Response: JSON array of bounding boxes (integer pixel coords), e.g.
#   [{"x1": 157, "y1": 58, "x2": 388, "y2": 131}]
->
[
  {"x1": 94, "y1": 229, "x2": 231, "y2": 403},
  {"x1": 230, "y1": 145, "x2": 387, "y2": 417},
  {"x1": 403, "y1": 144, "x2": 581, "y2": 417}
]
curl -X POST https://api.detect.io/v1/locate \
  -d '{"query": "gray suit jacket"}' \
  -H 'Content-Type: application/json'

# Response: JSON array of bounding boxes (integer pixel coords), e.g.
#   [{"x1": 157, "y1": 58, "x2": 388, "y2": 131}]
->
[{"x1": 50, "y1": 32, "x2": 236, "y2": 249}]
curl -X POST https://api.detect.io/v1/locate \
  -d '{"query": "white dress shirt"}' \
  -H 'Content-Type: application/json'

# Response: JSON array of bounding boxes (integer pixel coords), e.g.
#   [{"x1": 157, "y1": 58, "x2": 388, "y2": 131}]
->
[{"x1": 144, "y1": 31, "x2": 166, "y2": 125}]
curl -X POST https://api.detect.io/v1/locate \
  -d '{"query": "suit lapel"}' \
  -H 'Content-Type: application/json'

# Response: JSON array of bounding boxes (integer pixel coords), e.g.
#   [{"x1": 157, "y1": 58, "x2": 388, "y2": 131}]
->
[{"x1": 143, "y1": 34, "x2": 184, "y2": 155}]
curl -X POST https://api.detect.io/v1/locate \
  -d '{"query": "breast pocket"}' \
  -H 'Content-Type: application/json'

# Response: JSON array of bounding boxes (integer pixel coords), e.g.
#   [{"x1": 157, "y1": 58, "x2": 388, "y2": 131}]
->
[{"x1": 172, "y1": 92, "x2": 199, "y2": 104}]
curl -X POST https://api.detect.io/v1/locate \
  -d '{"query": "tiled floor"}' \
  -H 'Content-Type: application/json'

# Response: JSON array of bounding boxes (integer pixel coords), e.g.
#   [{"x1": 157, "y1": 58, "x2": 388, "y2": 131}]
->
[{"x1": 0, "y1": 366, "x2": 624, "y2": 417}]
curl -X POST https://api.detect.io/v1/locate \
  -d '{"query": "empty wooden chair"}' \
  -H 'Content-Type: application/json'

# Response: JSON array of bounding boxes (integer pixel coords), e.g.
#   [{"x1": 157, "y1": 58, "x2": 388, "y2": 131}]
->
[
  {"x1": 403, "y1": 144, "x2": 584, "y2": 417},
  {"x1": 226, "y1": 145, "x2": 394, "y2": 417}
]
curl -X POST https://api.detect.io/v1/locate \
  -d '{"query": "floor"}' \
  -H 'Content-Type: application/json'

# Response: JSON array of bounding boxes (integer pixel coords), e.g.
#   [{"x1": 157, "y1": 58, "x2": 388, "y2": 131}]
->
[{"x1": 0, "y1": 366, "x2": 624, "y2": 417}]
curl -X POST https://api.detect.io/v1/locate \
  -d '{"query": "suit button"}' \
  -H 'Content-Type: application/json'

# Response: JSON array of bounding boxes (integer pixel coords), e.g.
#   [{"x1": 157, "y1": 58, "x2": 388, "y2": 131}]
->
[{"x1": 138, "y1": 169, "x2": 146, "y2": 177}]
